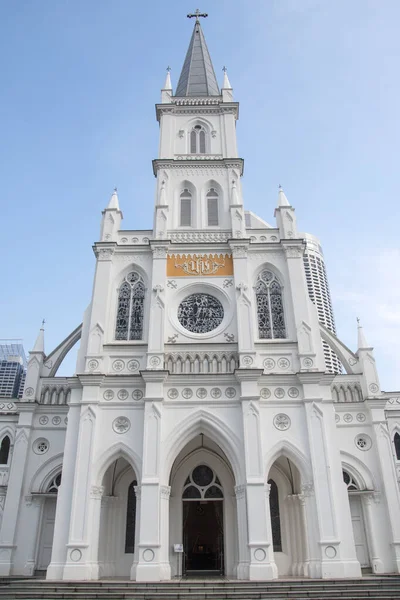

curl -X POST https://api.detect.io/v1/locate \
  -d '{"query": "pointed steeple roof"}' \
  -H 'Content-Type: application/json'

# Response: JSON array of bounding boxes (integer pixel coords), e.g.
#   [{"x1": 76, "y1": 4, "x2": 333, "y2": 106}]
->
[
  {"x1": 222, "y1": 67, "x2": 232, "y2": 90},
  {"x1": 357, "y1": 318, "x2": 372, "y2": 350},
  {"x1": 107, "y1": 188, "x2": 120, "y2": 210},
  {"x1": 163, "y1": 67, "x2": 172, "y2": 91},
  {"x1": 175, "y1": 20, "x2": 220, "y2": 97},
  {"x1": 277, "y1": 185, "x2": 291, "y2": 207},
  {"x1": 32, "y1": 321, "x2": 45, "y2": 354}
]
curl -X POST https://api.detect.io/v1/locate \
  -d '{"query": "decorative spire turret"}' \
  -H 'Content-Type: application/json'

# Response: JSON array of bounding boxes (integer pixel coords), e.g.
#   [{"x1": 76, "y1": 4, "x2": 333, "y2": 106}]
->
[
  {"x1": 277, "y1": 185, "x2": 291, "y2": 208},
  {"x1": 357, "y1": 318, "x2": 372, "y2": 351},
  {"x1": 32, "y1": 320, "x2": 45, "y2": 354},
  {"x1": 161, "y1": 67, "x2": 173, "y2": 103},
  {"x1": 275, "y1": 185, "x2": 297, "y2": 238},
  {"x1": 100, "y1": 188, "x2": 123, "y2": 242},
  {"x1": 107, "y1": 188, "x2": 120, "y2": 210},
  {"x1": 175, "y1": 14, "x2": 219, "y2": 97},
  {"x1": 221, "y1": 66, "x2": 234, "y2": 102}
]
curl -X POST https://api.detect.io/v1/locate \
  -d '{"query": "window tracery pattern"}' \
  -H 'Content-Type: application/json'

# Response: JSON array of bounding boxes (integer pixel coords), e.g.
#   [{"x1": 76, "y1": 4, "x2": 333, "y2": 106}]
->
[
  {"x1": 115, "y1": 272, "x2": 145, "y2": 341},
  {"x1": 190, "y1": 125, "x2": 206, "y2": 154},
  {"x1": 394, "y1": 433, "x2": 400, "y2": 460},
  {"x1": 0, "y1": 436, "x2": 10, "y2": 464},
  {"x1": 182, "y1": 465, "x2": 223, "y2": 500},
  {"x1": 125, "y1": 479, "x2": 137, "y2": 553},
  {"x1": 268, "y1": 479, "x2": 282, "y2": 552},
  {"x1": 47, "y1": 472, "x2": 62, "y2": 493},
  {"x1": 178, "y1": 294, "x2": 224, "y2": 334},
  {"x1": 207, "y1": 188, "x2": 219, "y2": 226},
  {"x1": 342, "y1": 470, "x2": 358, "y2": 491},
  {"x1": 256, "y1": 270, "x2": 286, "y2": 339},
  {"x1": 180, "y1": 189, "x2": 192, "y2": 227}
]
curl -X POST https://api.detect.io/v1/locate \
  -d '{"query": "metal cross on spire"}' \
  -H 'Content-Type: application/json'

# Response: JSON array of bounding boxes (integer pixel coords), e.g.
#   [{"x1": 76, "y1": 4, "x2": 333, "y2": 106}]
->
[{"x1": 187, "y1": 9, "x2": 208, "y2": 22}]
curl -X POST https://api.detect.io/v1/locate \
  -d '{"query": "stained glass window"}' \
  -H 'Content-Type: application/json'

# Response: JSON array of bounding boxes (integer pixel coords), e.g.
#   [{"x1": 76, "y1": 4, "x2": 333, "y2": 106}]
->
[
  {"x1": 268, "y1": 479, "x2": 282, "y2": 552},
  {"x1": 125, "y1": 480, "x2": 137, "y2": 553},
  {"x1": 47, "y1": 472, "x2": 62, "y2": 493},
  {"x1": 182, "y1": 465, "x2": 223, "y2": 500},
  {"x1": 256, "y1": 270, "x2": 286, "y2": 339},
  {"x1": 115, "y1": 272, "x2": 145, "y2": 341},
  {"x1": 178, "y1": 294, "x2": 224, "y2": 334},
  {"x1": 342, "y1": 470, "x2": 358, "y2": 491}
]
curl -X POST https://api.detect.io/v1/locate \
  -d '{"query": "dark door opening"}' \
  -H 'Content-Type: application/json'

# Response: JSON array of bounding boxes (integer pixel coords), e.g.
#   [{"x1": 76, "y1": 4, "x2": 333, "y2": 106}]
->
[{"x1": 183, "y1": 500, "x2": 224, "y2": 575}]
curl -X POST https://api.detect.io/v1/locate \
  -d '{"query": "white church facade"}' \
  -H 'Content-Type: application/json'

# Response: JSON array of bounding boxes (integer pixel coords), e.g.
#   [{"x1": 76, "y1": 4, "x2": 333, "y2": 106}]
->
[{"x1": 0, "y1": 16, "x2": 400, "y2": 582}]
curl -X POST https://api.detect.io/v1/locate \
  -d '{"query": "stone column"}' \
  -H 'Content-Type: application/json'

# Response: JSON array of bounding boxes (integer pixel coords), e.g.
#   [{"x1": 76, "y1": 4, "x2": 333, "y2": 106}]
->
[
  {"x1": 47, "y1": 393, "x2": 81, "y2": 579},
  {"x1": 130, "y1": 485, "x2": 141, "y2": 580},
  {"x1": 362, "y1": 492, "x2": 384, "y2": 574},
  {"x1": 159, "y1": 485, "x2": 171, "y2": 576},
  {"x1": 286, "y1": 495, "x2": 298, "y2": 575},
  {"x1": 22, "y1": 496, "x2": 43, "y2": 576},
  {"x1": 0, "y1": 405, "x2": 34, "y2": 575},
  {"x1": 234, "y1": 484, "x2": 249, "y2": 579},
  {"x1": 298, "y1": 493, "x2": 310, "y2": 576}
]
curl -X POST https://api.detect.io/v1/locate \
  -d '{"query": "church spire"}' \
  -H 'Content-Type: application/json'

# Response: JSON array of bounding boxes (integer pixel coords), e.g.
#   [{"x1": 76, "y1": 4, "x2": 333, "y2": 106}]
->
[
  {"x1": 277, "y1": 185, "x2": 291, "y2": 207},
  {"x1": 107, "y1": 187, "x2": 120, "y2": 210},
  {"x1": 357, "y1": 318, "x2": 371, "y2": 350},
  {"x1": 175, "y1": 13, "x2": 219, "y2": 97}
]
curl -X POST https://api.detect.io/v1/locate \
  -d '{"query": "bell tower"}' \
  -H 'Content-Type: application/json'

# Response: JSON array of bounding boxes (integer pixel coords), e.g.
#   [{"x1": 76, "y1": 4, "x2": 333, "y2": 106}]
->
[{"x1": 153, "y1": 13, "x2": 245, "y2": 240}]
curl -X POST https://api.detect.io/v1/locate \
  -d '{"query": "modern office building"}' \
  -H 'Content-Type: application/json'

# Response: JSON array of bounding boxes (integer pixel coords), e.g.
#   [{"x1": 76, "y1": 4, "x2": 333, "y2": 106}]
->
[
  {"x1": 302, "y1": 234, "x2": 342, "y2": 373},
  {"x1": 0, "y1": 14, "x2": 398, "y2": 584},
  {"x1": 0, "y1": 341, "x2": 27, "y2": 399}
]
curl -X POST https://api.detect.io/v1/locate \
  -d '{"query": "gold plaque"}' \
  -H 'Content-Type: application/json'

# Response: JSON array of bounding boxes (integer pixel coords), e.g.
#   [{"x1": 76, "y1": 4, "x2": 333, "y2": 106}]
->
[{"x1": 167, "y1": 253, "x2": 233, "y2": 277}]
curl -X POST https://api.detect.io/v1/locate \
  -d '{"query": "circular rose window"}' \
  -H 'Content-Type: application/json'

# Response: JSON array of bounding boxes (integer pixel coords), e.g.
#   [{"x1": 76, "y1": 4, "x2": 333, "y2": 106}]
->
[{"x1": 177, "y1": 293, "x2": 224, "y2": 334}]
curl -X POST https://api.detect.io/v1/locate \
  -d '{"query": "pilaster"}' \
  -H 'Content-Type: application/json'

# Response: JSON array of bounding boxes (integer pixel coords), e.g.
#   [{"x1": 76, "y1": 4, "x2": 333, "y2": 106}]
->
[
  {"x1": 146, "y1": 243, "x2": 169, "y2": 370},
  {"x1": 0, "y1": 405, "x2": 34, "y2": 575}
]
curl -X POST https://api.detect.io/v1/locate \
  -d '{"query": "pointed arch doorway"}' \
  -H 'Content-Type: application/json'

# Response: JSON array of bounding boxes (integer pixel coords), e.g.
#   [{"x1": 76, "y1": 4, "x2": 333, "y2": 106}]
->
[
  {"x1": 169, "y1": 434, "x2": 238, "y2": 578},
  {"x1": 182, "y1": 464, "x2": 224, "y2": 575}
]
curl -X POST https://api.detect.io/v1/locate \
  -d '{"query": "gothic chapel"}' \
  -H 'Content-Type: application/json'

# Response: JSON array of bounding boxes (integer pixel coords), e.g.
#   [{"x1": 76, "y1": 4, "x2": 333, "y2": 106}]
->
[{"x1": 1, "y1": 14, "x2": 400, "y2": 582}]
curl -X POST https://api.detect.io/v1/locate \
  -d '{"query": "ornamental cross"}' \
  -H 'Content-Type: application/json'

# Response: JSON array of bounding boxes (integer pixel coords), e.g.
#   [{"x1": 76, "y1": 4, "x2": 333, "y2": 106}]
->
[{"x1": 187, "y1": 9, "x2": 208, "y2": 22}]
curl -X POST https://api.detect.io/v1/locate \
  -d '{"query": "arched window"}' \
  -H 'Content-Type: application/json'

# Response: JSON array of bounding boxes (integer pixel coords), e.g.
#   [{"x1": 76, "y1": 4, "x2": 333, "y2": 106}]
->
[
  {"x1": 0, "y1": 436, "x2": 10, "y2": 464},
  {"x1": 268, "y1": 479, "x2": 282, "y2": 552},
  {"x1": 47, "y1": 472, "x2": 62, "y2": 493},
  {"x1": 394, "y1": 433, "x2": 400, "y2": 461},
  {"x1": 190, "y1": 125, "x2": 207, "y2": 154},
  {"x1": 342, "y1": 470, "x2": 358, "y2": 491},
  {"x1": 180, "y1": 189, "x2": 192, "y2": 226},
  {"x1": 256, "y1": 270, "x2": 286, "y2": 339},
  {"x1": 125, "y1": 479, "x2": 137, "y2": 553},
  {"x1": 115, "y1": 272, "x2": 145, "y2": 341},
  {"x1": 207, "y1": 188, "x2": 219, "y2": 226},
  {"x1": 182, "y1": 465, "x2": 223, "y2": 500}
]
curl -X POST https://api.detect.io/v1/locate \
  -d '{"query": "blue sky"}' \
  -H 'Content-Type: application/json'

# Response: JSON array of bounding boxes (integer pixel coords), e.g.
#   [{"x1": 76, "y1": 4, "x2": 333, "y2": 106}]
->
[{"x1": 0, "y1": 0, "x2": 399, "y2": 390}]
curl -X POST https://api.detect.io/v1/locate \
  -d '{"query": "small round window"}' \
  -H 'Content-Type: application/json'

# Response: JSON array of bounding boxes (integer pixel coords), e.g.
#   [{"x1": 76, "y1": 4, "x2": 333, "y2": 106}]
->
[{"x1": 177, "y1": 293, "x2": 224, "y2": 334}]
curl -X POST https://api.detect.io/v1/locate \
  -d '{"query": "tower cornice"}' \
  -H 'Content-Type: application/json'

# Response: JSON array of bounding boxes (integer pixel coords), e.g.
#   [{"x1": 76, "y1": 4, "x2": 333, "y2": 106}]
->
[
  {"x1": 152, "y1": 158, "x2": 244, "y2": 176},
  {"x1": 155, "y1": 101, "x2": 239, "y2": 122}
]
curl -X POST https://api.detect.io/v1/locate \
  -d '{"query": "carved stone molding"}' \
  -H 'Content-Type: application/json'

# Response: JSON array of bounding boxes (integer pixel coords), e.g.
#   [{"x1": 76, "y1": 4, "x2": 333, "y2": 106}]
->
[
  {"x1": 301, "y1": 482, "x2": 314, "y2": 497},
  {"x1": 234, "y1": 484, "x2": 246, "y2": 499},
  {"x1": 283, "y1": 246, "x2": 304, "y2": 259},
  {"x1": 90, "y1": 485, "x2": 104, "y2": 499},
  {"x1": 160, "y1": 485, "x2": 171, "y2": 499}
]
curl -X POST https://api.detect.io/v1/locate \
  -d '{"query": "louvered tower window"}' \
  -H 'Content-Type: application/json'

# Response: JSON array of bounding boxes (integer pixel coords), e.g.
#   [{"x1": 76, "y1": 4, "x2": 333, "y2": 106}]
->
[
  {"x1": 190, "y1": 125, "x2": 206, "y2": 154},
  {"x1": 256, "y1": 270, "x2": 286, "y2": 339},
  {"x1": 180, "y1": 189, "x2": 192, "y2": 226},
  {"x1": 115, "y1": 272, "x2": 145, "y2": 340},
  {"x1": 207, "y1": 188, "x2": 219, "y2": 226}
]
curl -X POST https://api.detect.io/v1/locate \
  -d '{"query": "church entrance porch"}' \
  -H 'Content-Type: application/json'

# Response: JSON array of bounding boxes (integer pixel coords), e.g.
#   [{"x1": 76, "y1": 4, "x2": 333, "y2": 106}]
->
[{"x1": 169, "y1": 435, "x2": 237, "y2": 579}]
